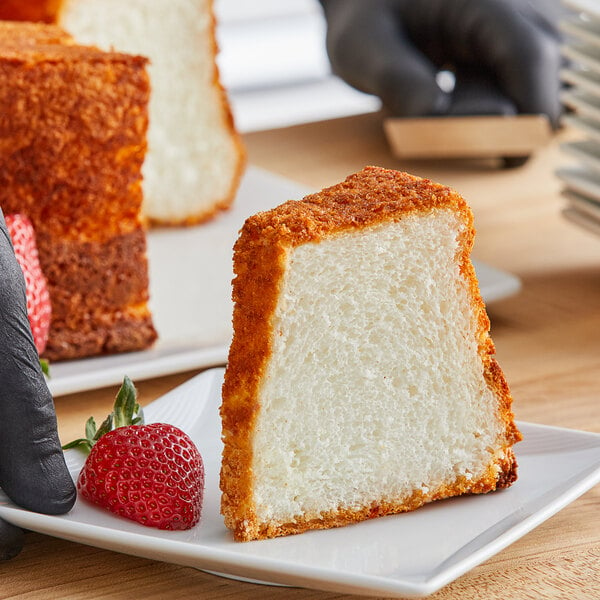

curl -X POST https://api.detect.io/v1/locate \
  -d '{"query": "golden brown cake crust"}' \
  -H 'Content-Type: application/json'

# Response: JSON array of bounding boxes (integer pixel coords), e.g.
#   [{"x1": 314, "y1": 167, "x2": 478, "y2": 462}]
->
[
  {"x1": 0, "y1": 21, "x2": 156, "y2": 360},
  {"x1": 44, "y1": 305, "x2": 156, "y2": 361},
  {"x1": 0, "y1": 1, "x2": 62, "y2": 23},
  {"x1": 38, "y1": 229, "x2": 157, "y2": 361},
  {"x1": 0, "y1": 20, "x2": 70, "y2": 43},
  {"x1": 221, "y1": 166, "x2": 522, "y2": 542},
  {"x1": 0, "y1": 1, "x2": 246, "y2": 227}
]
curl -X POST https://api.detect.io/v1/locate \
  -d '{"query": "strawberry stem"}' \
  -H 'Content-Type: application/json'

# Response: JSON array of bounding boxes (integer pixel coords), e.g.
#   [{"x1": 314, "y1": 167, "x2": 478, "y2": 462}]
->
[
  {"x1": 62, "y1": 376, "x2": 144, "y2": 455},
  {"x1": 114, "y1": 375, "x2": 139, "y2": 428}
]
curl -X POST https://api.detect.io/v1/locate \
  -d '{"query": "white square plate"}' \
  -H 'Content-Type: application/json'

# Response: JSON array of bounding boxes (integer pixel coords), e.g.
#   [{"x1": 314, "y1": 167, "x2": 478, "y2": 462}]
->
[
  {"x1": 1, "y1": 369, "x2": 599, "y2": 598},
  {"x1": 46, "y1": 167, "x2": 521, "y2": 397}
]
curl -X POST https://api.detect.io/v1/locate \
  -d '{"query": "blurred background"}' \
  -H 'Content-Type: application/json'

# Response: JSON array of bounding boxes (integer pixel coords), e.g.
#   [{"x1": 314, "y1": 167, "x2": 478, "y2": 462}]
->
[{"x1": 214, "y1": 0, "x2": 380, "y2": 132}]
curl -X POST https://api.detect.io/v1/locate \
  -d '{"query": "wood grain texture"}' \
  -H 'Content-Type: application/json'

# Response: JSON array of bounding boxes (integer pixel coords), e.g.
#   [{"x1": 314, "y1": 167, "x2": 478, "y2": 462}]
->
[
  {"x1": 384, "y1": 115, "x2": 552, "y2": 159},
  {"x1": 1, "y1": 114, "x2": 598, "y2": 599}
]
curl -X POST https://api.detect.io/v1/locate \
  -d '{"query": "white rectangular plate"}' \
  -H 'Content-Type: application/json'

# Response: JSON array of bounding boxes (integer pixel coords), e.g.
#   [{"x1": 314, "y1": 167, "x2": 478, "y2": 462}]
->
[
  {"x1": 46, "y1": 167, "x2": 521, "y2": 397},
  {"x1": 1, "y1": 368, "x2": 599, "y2": 598}
]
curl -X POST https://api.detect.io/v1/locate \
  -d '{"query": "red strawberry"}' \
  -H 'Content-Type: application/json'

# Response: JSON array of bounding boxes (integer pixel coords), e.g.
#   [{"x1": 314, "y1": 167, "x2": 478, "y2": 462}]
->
[
  {"x1": 64, "y1": 377, "x2": 205, "y2": 531},
  {"x1": 5, "y1": 214, "x2": 51, "y2": 355}
]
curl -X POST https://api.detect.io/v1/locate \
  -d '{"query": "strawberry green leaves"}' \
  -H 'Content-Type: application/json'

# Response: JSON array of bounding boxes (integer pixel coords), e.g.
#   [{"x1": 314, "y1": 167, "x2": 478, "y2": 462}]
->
[{"x1": 62, "y1": 376, "x2": 144, "y2": 454}]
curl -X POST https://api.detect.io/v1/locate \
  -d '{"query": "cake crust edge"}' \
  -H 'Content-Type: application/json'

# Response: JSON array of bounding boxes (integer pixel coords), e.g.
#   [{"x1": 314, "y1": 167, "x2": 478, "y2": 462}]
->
[{"x1": 220, "y1": 166, "x2": 522, "y2": 542}]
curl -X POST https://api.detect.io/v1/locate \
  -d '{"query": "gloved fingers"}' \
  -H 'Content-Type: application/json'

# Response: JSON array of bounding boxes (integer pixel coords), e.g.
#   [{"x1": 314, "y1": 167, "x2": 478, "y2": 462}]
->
[
  {"x1": 492, "y1": 18, "x2": 562, "y2": 128},
  {"x1": 0, "y1": 430, "x2": 76, "y2": 516},
  {"x1": 519, "y1": 0, "x2": 564, "y2": 39},
  {"x1": 444, "y1": 0, "x2": 563, "y2": 127},
  {"x1": 0, "y1": 518, "x2": 24, "y2": 561},
  {"x1": 0, "y1": 211, "x2": 76, "y2": 516},
  {"x1": 449, "y1": 68, "x2": 518, "y2": 118},
  {"x1": 322, "y1": 0, "x2": 449, "y2": 117}
]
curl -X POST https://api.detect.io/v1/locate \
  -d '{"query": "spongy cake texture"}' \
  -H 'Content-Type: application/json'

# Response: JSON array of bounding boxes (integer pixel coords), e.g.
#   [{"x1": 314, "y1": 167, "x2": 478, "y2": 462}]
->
[
  {"x1": 0, "y1": 0, "x2": 246, "y2": 225},
  {"x1": 220, "y1": 166, "x2": 521, "y2": 542}
]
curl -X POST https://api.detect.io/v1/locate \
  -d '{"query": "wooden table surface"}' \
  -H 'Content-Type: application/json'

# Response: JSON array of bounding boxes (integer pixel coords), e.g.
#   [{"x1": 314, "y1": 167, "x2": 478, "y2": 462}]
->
[{"x1": 2, "y1": 113, "x2": 599, "y2": 599}]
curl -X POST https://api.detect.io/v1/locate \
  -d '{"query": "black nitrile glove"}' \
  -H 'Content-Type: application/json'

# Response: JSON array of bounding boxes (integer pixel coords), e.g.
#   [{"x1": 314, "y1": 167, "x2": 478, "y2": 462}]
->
[
  {"x1": 320, "y1": 0, "x2": 565, "y2": 128},
  {"x1": 0, "y1": 209, "x2": 76, "y2": 560}
]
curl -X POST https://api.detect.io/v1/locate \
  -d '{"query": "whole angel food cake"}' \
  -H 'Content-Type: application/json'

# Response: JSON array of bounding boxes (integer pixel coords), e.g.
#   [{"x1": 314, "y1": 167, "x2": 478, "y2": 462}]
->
[
  {"x1": 0, "y1": 21, "x2": 156, "y2": 360},
  {"x1": 220, "y1": 166, "x2": 522, "y2": 542},
  {"x1": 0, "y1": 0, "x2": 246, "y2": 226}
]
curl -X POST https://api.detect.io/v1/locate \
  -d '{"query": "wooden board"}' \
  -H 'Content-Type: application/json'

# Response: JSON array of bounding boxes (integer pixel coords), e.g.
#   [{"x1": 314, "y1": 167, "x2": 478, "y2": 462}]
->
[{"x1": 384, "y1": 114, "x2": 553, "y2": 159}]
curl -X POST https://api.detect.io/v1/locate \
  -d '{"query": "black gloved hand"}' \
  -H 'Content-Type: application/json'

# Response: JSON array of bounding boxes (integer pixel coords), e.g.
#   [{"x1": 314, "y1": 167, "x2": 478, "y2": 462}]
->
[
  {"x1": 0, "y1": 209, "x2": 76, "y2": 560},
  {"x1": 320, "y1": 0, "x2": 564, "y2": 128}
]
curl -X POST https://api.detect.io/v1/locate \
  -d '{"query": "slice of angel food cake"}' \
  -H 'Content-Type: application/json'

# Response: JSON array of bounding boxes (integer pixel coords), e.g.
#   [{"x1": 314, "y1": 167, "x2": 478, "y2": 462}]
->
[{"x1": 220, "y1": 166, "x2": 521, "y2": 542}]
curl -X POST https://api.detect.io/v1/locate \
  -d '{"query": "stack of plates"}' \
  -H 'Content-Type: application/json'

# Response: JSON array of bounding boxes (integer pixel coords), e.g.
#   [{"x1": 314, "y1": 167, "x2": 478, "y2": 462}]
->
[{"x1": 558, "y1": 0, "x2": 600, "y2": 235}]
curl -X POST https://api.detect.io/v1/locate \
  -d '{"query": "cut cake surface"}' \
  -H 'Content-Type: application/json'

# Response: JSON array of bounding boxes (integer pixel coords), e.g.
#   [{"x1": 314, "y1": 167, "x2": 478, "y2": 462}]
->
[
  {"x1": 0, "y1": 21, "x2": 157, "y2": 360},
  {"x1": 0, "y1": 0, "x2": 246, "y2": 226},
  {"x1": 220, "y1": 166, "x2": 521, "y2": 542}
]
